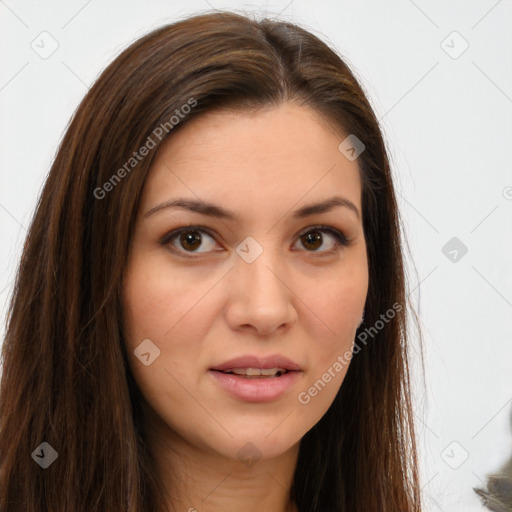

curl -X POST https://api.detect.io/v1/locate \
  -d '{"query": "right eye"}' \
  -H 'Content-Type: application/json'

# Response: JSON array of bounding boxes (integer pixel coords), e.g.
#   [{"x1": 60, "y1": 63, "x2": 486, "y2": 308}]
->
[{"x1": 160, "y1": 226, "x2": 222, "y2": 256}]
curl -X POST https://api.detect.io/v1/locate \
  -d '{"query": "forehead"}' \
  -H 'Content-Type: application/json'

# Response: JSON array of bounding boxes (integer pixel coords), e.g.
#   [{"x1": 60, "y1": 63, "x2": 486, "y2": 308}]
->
[{"x1": 141, "y1": 103, "x2": 362, "y2": 222}]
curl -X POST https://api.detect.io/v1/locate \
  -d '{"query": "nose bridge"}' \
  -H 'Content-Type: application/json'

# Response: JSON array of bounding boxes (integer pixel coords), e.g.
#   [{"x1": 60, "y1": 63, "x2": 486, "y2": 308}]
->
[{"x1": 237, "y1": 239, "x2": 287, "y2": 301}]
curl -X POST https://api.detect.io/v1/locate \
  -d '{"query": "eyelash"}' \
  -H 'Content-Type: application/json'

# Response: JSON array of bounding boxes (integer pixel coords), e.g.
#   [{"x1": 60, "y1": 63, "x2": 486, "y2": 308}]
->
[{"x1": 160, "y1": 224, "x2": 351, "y2": 258}]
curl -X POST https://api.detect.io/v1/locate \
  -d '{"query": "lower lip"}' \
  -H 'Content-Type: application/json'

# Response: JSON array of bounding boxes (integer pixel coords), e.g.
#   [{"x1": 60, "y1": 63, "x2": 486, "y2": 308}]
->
[{"x1": 208, "y1": 370, "x2": 302, "y2": 403}]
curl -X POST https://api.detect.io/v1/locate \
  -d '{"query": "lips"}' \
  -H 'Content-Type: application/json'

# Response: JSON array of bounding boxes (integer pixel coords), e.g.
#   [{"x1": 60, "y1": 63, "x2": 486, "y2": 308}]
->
[
  {"x1": 210, "y1": 354, "x2": 302, "y2": 373},
  {"x1": 223, "y1": 367, "x2": 287, "y2": 378},
  {"x1": 209, "y1": 354, "x2": 303, "y2": 402}
]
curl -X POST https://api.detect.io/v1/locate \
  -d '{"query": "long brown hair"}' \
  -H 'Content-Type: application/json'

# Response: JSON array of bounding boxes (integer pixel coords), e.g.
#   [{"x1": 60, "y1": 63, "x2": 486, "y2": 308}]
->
[{"x1": 0, "y1": 10, "x2": 422, "y2": 511}]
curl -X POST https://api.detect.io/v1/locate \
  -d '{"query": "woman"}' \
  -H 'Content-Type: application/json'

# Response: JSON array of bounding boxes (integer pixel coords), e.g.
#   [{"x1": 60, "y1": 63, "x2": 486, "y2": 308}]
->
[{"x1": 0, "y1": 10, "x2": 422, "y2": 512}]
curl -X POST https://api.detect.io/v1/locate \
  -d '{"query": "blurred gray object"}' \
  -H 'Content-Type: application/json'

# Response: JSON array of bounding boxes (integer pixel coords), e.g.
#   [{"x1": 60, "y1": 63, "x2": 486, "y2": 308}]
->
[{"x1": 475, "y1": 411, "x2": 512, "y2": 512}]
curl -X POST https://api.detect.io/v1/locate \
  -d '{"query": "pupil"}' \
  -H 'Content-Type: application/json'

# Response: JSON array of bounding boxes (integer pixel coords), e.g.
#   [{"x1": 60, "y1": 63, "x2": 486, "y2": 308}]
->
[
  {"x1": 303, "y1": 231, "x2": 322, "y2": 250},
  {"x1": 180, "y1": 231, "x2": 201, "y2": 251}
]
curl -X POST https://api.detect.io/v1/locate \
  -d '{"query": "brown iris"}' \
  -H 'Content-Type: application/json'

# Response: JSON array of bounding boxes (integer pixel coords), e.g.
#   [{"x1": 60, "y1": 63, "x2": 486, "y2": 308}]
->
[
  {"x1": 301, "y1": 231, "x2": 322, "y2": 251},
  {"x1": 180, "y1": 231, "x2": 202, "y2": 251}
]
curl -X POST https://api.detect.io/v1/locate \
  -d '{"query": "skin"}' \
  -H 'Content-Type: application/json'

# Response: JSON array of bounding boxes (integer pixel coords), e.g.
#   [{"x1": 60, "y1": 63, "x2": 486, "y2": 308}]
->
[{"x1": 122, "y1": 102, "x2": 369, "y2": 512}]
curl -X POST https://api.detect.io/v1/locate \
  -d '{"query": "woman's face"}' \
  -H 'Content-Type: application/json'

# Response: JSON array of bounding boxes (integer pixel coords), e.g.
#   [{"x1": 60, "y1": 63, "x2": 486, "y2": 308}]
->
[{"x1": 122, "y1": 102, "x2": 368, "y2": 463}]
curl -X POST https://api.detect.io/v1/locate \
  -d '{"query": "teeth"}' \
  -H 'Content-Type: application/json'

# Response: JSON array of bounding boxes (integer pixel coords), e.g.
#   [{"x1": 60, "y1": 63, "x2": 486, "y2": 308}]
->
[
  {"x1": 259, "y1": 368, "x2": 284, "y2": 376},
  {"x1": 229, "y1": 367, "x2": 286, "y2": 377}
]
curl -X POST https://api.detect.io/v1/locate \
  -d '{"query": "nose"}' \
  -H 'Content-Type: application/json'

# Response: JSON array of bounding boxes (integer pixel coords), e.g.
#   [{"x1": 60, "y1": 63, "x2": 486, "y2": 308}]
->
[{"x1": 224, "y1": 246, "x2": 298, "y2": 336}]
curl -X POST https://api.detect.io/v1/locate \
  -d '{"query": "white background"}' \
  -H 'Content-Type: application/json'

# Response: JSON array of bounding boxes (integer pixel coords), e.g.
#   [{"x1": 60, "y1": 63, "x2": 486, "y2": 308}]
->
[{"x1": 1, "y1": 1, "x2": 511, "y2": 510}]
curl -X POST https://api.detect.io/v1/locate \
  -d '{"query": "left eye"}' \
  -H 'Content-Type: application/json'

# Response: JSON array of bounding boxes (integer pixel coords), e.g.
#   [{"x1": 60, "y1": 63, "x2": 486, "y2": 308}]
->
[
  {"x1": 160, "y1": 225, "x2": 349, "y2": 256},
  {"x1": 293, "y1": 226, "x2": 349, "y2": 253}
]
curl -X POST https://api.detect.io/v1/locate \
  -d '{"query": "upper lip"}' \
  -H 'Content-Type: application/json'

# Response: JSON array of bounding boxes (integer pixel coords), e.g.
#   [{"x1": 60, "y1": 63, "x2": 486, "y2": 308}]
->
[{"x1": 210, "y1": 354, "x2": 302, "y2": 372}]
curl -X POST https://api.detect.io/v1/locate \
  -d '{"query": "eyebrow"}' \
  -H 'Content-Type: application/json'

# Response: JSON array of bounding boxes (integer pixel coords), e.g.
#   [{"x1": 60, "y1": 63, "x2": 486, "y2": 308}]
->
[{"x1": 144, "y1": 195, "x2": 360, "y2": 221}]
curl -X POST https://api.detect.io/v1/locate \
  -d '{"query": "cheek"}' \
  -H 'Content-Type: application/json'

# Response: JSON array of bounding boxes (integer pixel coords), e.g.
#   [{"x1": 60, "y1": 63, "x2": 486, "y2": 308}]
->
[
  {"x1": 307, "y1": 269, "x2": 367, "y2": 343},
  {"x1": 321, "y1": 283, "x2": 362, "y2": 331},
  {"x1": 121, "y1": 260, "x2": 214, "y2": 431},
  {"x1": 122, "y1": 255, "x2": 207, "y2": 344},
  {"x1": 122, "y1": 256, "x2": 218, "y2": 389},
  {"x1": 296, "y1": 268, "x2": 367, "y2": 402}
]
